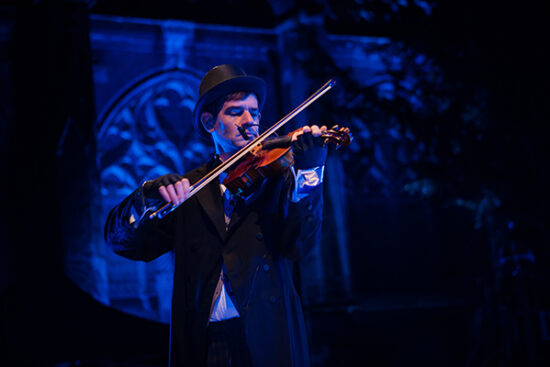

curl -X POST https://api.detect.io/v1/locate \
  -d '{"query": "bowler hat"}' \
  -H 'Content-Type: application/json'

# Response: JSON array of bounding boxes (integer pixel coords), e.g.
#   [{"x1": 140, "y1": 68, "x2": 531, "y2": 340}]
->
[{"x1": 193, "y1": 64, "x2": 266, "y2": 139}]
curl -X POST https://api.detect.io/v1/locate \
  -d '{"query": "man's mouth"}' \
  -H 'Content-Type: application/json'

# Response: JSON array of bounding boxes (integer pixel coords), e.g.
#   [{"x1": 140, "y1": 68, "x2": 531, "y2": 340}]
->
[{"x1": 237, "y1": 126, "x2": 259, "y2": 141}]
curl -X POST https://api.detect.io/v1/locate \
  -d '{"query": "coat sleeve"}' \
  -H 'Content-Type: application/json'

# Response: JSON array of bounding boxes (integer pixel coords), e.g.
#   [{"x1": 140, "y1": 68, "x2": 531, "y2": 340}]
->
[
  {"x1": 278, "y1": 168, "x2": 323, "y2": 261},
  {"x1": 104, "y1": 185, "x2": 176, "y2": 262}
]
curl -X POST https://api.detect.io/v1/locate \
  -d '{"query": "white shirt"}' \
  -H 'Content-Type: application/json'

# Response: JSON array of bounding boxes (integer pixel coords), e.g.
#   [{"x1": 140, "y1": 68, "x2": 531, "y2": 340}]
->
[{"x1": 209, "y1": 166, "x2": 324, "y2": 322}]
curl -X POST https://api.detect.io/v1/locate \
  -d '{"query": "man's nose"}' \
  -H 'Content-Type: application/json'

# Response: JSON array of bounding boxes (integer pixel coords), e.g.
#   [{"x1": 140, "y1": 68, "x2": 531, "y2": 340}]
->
[{"x1": 239, "y1": 109, "x2": 255, "y2": 125}]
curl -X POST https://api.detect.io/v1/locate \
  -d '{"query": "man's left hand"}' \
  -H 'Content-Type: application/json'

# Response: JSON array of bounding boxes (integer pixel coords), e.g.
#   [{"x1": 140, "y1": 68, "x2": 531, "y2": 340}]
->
[{"x1": 291, "y1": 125, "x2": 328, "y2": 169}]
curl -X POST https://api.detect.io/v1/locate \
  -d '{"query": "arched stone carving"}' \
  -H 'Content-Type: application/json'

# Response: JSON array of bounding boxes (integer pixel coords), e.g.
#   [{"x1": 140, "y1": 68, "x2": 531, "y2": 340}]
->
[{"x1": 96, "y1": 68, "x2": 211, "y2": 322}]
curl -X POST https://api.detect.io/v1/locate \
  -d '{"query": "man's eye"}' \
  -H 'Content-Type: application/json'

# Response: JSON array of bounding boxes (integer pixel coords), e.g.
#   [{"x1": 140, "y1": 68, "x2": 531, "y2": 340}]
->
[{"x1": 226, "y1": 108, "x2": 259, "y2": 118}]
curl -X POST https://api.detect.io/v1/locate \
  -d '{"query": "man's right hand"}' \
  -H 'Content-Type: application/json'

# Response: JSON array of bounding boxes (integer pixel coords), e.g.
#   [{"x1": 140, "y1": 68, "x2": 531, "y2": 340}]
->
[{"x1": 143, "y1": 174, "x2": 191, "y2": 206}]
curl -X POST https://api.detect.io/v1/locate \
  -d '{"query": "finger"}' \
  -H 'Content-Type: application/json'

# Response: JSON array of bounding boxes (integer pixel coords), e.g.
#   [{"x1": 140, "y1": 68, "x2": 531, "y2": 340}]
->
[
  {"x1": 320, "y1": 125, "x2": 327, "y2": 133},
  {"x1": 165, "y1": 184, "x2": 179, "y2": 205},
  {"x1": 311, "y1": 125, "x2": 322, "y2": 137},
  {"x1": 292, "y1": 126, "x2": 310, "y2": 142},
  {"x1": 181, "y1": 178, "x2": 191, "y2": 200},
  {"x1": 174, "y1": 181, "x2": 185, "y2": 204},
  {"x1": 291, "y1": 130, "x2": 303, "y2": 142},
  {"x1": 158, "y1": 186, "x2": 171, "y2": 203}
]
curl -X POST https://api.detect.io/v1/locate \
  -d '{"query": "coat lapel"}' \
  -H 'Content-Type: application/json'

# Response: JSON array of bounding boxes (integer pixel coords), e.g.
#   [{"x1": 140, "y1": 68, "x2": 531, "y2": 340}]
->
[
  {"x1": 226, "y1": 178, "x2": 269, "y2": 235},
  {"x1": 192, "y1": 160, "x2": 227, "y2": 242},
  {"x1": 227, "y1": 198, "x2": 245, "y2": 235}
]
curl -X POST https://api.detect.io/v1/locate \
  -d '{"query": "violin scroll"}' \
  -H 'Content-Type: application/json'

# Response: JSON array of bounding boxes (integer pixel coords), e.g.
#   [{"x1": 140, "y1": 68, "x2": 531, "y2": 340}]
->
[{"x1": 322, "y1": 125, "x2": 353, "y2": 149}]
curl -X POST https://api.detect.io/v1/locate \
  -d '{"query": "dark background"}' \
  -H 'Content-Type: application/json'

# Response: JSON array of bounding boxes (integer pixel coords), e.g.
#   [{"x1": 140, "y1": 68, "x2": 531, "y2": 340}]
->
[{"x1": 1, "y1": 0, "x2": 549, "y2": 366}]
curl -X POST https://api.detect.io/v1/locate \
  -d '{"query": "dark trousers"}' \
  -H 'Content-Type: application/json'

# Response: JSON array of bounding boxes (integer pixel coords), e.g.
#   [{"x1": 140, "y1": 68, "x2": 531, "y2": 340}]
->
[{"x1": 207, "y1": 317, "x2": 252, "y2": 367}]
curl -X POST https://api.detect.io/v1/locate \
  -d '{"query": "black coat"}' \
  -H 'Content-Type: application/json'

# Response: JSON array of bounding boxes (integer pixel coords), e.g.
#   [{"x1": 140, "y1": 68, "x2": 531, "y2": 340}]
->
[{"x1": 105, "y1": 158, "x2": 323, "y2": 367}]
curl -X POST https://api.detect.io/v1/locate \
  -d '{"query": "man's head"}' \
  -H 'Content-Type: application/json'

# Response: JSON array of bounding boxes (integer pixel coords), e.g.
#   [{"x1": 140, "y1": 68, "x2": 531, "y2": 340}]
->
[
  {"x1": 193, "y1": 65, "x2": 266, "y2": 156},
  {"x1": 200, "y1": 91, "x2": 260, "y2": 155}
]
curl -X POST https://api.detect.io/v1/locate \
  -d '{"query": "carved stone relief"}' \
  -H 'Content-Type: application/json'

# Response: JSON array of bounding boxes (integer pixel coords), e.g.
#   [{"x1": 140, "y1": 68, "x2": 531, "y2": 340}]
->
[{"x1": 97, "y1": 68, "x2": 211, "y2": 322}]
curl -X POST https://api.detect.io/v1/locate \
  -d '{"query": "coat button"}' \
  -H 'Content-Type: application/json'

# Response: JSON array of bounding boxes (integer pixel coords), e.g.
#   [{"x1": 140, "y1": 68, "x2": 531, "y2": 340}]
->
[
  {"x1": 307, "y1": 204, "x2": 313, "y2": 211},
  {"x1": 263, "y1": 264, "x2": 270, "y2": 272},
  {"x1": 306, "y1": 215, "x2": 313, "y2": 223},
  {"x1": 256, "y1": 232, "x2": 264, "y2": 240},
  {"x1": 268, "y1": 296, "x2": 277, "y2": 304}
]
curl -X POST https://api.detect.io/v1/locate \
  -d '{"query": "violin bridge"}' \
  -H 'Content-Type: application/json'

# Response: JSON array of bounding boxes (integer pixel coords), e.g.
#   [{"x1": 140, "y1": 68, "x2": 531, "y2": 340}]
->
[{"x1": 250, "y1": 143, "x2": 263, "y2": 156}]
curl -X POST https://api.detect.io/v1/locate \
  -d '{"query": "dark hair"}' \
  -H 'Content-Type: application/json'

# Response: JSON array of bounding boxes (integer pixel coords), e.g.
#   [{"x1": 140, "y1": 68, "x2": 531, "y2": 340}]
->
[{"x1": 203, "y1": 91, "x2": 256, "y2": 118}]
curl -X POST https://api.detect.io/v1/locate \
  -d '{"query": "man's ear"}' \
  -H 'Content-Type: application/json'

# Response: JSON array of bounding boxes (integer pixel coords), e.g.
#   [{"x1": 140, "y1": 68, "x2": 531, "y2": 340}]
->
[{"x1": 200, "y1": 112, "x2": 215, "y2": 132}]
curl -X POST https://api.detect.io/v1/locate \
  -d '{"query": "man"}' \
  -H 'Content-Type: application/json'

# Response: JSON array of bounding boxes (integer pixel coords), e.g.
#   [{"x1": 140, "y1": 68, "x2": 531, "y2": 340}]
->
[{"x1": 105, "y1": 64, "x2": 327, "y2": 367}]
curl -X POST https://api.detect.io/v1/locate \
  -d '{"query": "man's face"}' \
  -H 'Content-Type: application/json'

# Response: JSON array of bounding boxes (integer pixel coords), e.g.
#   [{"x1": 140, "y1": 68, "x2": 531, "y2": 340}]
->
[{"x1": 209, "y1": 93, "x2": 260, "y2": 154}]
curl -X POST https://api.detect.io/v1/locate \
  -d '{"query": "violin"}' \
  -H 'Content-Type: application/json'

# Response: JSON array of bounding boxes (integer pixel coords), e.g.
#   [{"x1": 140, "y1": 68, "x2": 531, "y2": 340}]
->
[
  {"x1": 149, "y1": 79, "x2": 351, "y2": 220},
  {"x1": 222, "y1": 125, "x2": 352, "y2": 198}
]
